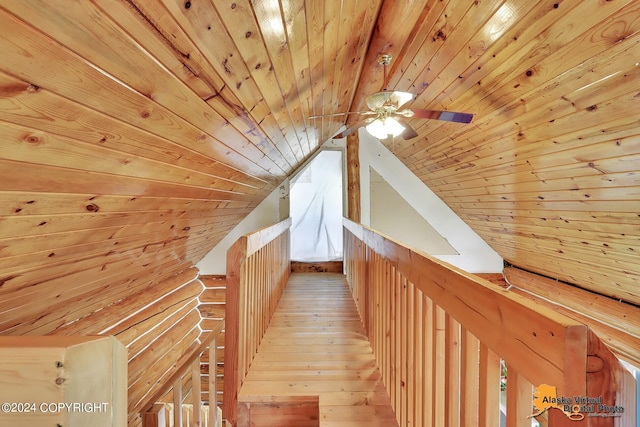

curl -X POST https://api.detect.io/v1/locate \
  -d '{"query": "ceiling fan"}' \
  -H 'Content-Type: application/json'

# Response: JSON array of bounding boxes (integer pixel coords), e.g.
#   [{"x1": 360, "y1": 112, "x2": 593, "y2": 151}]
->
[{"x1": 309, "y1": 90, "x2": 474, "y2": 140}]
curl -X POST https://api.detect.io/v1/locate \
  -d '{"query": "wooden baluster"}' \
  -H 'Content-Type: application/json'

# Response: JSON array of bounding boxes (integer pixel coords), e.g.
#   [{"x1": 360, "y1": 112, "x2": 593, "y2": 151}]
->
[
  {"x1": 479, "y1": 343, "x2": 501, "y2": 427},
  {"x1": 460, "y1": 328, "x2": 480, "y2": 427},
  {"x1": 446, "y1": 314, "x2": 461, "y2": 427},
  {"x1": 174, "y1": 377, "x2": 183, "y2": 427},
  {"x1": 192, "y1": 359, "x2": 202, "y2": 426},
  {"x1": 506, "y1": 367, "x2": 533, "y2": 427},
  {"x1": 400, "y1": 275, "x2": 408, "y2": 425},
  {"x1": 423, "y1": 295, "x2": 434, "y2": 426},
  {"x1": 209, "y1": 339, "x2": 218, "y2": 427},
  {"x1": 434, "y1": 305, "x2": 446, "y2": 427},
  {"x1": 406, "y1": 280, "x2": 415, "y2": 427},
  {"x1": 414, "y1": 287, "x2": 424, "y2": 427}
]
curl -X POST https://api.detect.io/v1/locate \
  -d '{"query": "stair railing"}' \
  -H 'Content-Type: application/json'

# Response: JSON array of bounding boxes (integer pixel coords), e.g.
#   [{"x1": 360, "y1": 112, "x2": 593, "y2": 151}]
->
[
  {"x1": 343, "y1": 218, "x2": 635, "y2": 427},
  {"x1": 222, "y1": 218, "x2": 292, "y2": 426},
  {"x1": 142, "y1": 319, "x2": 225, "y2": 427}
]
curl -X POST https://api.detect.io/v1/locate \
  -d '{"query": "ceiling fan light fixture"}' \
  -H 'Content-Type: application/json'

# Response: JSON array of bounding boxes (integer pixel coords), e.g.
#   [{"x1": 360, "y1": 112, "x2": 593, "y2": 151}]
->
[{"x1": 365, "y1": 117, "x2": 405, "y2": 139}]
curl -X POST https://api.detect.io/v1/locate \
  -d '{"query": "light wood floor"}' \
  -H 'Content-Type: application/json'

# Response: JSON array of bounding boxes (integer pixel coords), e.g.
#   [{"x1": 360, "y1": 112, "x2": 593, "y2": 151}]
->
[{"x1": 240, "y1": 273, "x2": 399, "y2": 427}]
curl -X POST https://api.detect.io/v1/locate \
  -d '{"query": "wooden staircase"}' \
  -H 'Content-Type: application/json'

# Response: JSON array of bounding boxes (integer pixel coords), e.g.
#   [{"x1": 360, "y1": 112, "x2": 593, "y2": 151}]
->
[
  {"x1": 199, "y1": 275, "x2": 227, "y2": 408},
  {"x1": 238, "y1": 273, "x2": 399, "y2": 426}
]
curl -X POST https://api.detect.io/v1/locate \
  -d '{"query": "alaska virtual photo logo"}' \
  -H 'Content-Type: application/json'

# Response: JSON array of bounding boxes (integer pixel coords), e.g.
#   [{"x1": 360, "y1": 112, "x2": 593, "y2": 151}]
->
[{"x1": 529, "y1": 384, "x2": 625, "y2": 420}]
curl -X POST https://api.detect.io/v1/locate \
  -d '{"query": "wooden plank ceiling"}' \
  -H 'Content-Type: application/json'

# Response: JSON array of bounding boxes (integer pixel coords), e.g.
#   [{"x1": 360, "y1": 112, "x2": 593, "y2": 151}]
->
[{"x1": 0, "y1": 0, "x2": 638, "y2": 325}]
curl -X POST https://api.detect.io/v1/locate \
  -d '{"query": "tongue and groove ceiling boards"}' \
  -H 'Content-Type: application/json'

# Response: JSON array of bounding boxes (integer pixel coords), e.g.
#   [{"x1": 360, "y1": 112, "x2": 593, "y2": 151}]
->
[
  {"x1": 0, "y1": 0, "x2": 379, "y2": 332},
  {"x1": 348, "y1": 0, "x2": 640, "y2": 305},
  {"x1": 0, "y1": 0, "x2": 638, "y2": 328}
]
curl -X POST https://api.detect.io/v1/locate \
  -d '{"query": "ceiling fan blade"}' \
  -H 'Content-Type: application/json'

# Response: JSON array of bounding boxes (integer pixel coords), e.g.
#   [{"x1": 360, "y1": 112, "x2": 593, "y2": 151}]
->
[
  {"x1": 332, "y1": 120, "x2": 369, "y2": 139},
  {"x1": 409, "y1": 108, "x2": 473, "y2": 123},
  {"x1": 396, "y1": 119, "x2": 419, "y2": 140},
  {"x1": 308, "y1": 111, "x2": 371, "y2": 119}
]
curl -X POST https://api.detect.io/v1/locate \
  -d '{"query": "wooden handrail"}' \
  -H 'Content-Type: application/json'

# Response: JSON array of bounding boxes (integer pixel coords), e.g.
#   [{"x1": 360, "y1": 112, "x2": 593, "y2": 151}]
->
[
  {"x1": 142, "y1": 320, "x2": 225, "y2": 426},
  {"x1": 223, "y1": 218, "x2": 292, "y2": 426},
  {"x1": 343, "y1": 218, "x2": 635, "y2": 427}
]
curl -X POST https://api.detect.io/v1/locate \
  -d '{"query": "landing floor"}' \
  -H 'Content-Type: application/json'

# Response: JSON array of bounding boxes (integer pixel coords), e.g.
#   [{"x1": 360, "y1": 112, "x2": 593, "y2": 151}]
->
[{"x1": 239, "y1": 273, "x2": 399, "y2": 426}]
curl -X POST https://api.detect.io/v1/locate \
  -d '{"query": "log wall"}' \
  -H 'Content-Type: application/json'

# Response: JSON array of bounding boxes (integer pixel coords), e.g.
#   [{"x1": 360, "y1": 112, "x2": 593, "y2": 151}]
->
[{"x1": 0, "y1": 266, "x2": 206, "y2": 427}]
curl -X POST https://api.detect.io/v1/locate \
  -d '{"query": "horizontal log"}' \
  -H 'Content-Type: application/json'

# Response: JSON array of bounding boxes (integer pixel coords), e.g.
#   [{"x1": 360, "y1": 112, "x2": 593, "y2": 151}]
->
[
  {"x1": 504, "y1": 267, "x2": 640, "y2": 367},
  {"x1": 200, "y1": 275, "x2": 227, "y2": 287},
  {"x1": 200, "y1": 288, "x2": 227, "y2": 303},
  {"x1": 55, "y1": 267, "x2": 199, "y2": 335},
  {"x1": 198, "y1": 303, "x2": 226, "y2": 319},
  {"x1": 201, "y1": 319, "x2": 226, "y2": 334},
  {"x1": 111, "y1": 280, "x2": 203, "y2": 340},
  {"x1": 128, "y1": 310, "x2": 202, "y2": 387},
  {"x1": 128, "y1": 326, "x2": 201, "y2": 414},
  {"x1": 139, "y1": 321, "x2": 224, "y2": 413},
  {"x1": 0, "y1": 259, "x2": 187, "y2": 335},
  {"x1": 123, "y1": 299, "x2": 200, "y2": 360}
]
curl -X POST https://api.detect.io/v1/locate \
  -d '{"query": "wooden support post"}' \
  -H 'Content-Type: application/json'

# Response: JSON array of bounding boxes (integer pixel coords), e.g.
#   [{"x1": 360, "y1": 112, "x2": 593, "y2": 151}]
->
[
  {"x1": 223, "y1": 238, "x2": 245, "y2": 426},
  {"x1": 174, "y1": 377, "x2": 183, "y2": 427},
  {"x1": 346, "y1": 131, "x2": 361, "y2": 222}
]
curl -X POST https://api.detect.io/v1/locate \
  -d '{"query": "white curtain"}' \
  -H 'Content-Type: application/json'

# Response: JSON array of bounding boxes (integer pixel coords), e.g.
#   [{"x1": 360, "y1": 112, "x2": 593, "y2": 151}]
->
[{"x1": 290, "y1": 150, "x2": 343, "y2": 261}]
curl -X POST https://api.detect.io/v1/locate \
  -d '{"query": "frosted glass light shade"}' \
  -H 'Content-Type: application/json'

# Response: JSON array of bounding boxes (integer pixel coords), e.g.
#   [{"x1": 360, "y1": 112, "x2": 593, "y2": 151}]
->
[{"x1": 365, "y1": 117, "x2": 405, "y2": 139}]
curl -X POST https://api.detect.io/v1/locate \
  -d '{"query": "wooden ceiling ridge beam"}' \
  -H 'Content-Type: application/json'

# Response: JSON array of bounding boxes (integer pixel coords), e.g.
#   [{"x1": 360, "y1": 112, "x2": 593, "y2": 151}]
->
[
  {"x1": 503, "y1": 266, "x2": 640, "y2": 366},
  {"x1": 346, "y1": 0, "x2": 426, "y2": 126}
]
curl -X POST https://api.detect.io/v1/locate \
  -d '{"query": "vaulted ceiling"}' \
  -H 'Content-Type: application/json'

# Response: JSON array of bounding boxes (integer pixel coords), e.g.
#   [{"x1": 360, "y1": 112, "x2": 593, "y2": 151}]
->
[{"x1": 0, "y1": 0, "x2": 638, "y2": 332}]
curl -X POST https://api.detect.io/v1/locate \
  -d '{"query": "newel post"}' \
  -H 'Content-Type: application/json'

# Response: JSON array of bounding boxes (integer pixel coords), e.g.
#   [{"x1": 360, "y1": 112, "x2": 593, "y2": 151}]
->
[{"x1": 222, "y1": 237, "x2": 246, "y2": 427}]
